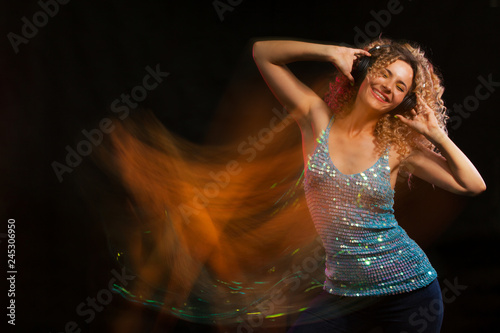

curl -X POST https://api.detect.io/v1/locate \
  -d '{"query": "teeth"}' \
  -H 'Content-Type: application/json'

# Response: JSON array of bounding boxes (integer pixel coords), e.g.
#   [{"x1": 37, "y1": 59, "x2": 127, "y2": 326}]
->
[{"x1": 374, "y1": 90, "x2": 387, "y2": 102}]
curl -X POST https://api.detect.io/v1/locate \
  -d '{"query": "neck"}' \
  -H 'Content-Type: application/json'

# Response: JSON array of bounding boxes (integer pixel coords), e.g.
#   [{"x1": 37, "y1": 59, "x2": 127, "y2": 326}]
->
[{"x1": 338, "y1": 100, "x2": 381, "y2": 138}]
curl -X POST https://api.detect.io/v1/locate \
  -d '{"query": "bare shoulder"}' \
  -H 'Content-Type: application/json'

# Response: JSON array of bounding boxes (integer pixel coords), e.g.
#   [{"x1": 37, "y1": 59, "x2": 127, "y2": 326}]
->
[
  {"x1": 388, "y1": 143, "x2": 429, "y2": 175},
  {"x1": 389, "y1": 144, "x2": 419, "y2": 172}
]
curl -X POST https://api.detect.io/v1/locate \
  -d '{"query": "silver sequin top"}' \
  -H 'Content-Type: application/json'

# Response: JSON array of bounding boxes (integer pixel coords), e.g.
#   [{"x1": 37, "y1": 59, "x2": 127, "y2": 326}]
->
[{"x1": 304, "y1": 115, "x2": 437, "y2": 296}]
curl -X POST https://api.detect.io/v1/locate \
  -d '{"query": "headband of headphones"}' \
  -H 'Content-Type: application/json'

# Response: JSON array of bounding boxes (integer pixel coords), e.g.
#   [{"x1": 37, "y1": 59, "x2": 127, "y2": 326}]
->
[{"x1": 368, "y1": 44, "x2": 392, "y2": 53}]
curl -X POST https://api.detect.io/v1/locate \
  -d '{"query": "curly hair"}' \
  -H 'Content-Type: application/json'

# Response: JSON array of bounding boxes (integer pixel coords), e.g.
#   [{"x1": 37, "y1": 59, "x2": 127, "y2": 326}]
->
[{"x1": 323, "y1": 37, "x2": 449, "y2": 177}]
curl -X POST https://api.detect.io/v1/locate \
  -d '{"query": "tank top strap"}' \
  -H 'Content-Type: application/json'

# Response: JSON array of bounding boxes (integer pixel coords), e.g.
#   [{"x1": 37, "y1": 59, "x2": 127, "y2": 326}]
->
[
  {"x1": 383, "y1": 143, "x2": 389, "y2": 151},
  {"x1": 379, "y1": 143, "x2": 391, "y2": 169},
  {"x1": 384, "y1": 143, "x2": 391, "y2": 157},
  {"x1": 326, "y1": 113, "x2": 335, "y2": 131}
]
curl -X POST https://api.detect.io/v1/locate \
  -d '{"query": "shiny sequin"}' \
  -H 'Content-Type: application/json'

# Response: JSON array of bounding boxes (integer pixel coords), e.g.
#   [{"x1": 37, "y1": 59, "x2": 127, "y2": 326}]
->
[{"x1": 303, "y1": 115, "x2": 437, "y2": 296}]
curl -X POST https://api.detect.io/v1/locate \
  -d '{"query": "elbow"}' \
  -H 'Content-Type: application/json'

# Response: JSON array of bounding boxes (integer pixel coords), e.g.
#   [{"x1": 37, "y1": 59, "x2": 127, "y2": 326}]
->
[
  {"x1": 252, "y1": 41, "x2": 262, "y2": 60},
  {"x1": 463, "y1": 182, "x2": 487, "y2": 197},
  {"x1": 252, "y1": 39, "x2": 274, "y2": 63}
]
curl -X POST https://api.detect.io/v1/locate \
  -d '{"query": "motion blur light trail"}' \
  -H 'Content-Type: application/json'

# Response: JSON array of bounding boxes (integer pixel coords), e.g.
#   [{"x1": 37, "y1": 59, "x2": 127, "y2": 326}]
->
[{"x1": 79, "y1": 108, "x2": 325, "y2": 328}]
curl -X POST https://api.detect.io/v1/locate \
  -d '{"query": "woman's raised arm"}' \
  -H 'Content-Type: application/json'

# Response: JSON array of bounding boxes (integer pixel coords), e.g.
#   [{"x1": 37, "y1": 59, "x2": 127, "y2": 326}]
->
[
  {"x1": 252, "y1": 40, "x2": 370, "y2": 125},
  {"x1": 396, "y1": 96, "x2": 487, "y2": 196}
]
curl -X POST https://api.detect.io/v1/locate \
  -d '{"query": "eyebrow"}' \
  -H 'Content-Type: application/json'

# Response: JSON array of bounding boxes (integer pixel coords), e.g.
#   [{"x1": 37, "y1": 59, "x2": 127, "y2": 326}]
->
[{"x1": 385, "y1": 69, "x2": 408, "y2": 89}]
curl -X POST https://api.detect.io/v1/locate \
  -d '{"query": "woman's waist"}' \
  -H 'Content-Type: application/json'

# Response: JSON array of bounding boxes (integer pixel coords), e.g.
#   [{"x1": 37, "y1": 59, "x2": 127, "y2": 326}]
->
[
  {"x1": 313, "y1": 211, "x2": 398, "y2": 230},
  {"x1": 323, "y1": 246, "x2": 437, "y2": 294},
  {"x1": 319, "y1": 226, "x2": 425, "y2": 262},
  {"x1": 318, "y1": 224, "x2": 414, "y2": 253}
]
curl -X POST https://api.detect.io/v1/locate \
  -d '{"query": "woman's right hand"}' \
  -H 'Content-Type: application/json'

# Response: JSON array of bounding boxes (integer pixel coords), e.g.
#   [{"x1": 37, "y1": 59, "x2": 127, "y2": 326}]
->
[{"x1": 329, "y1": 45, "x2": 371, "y2": 83}]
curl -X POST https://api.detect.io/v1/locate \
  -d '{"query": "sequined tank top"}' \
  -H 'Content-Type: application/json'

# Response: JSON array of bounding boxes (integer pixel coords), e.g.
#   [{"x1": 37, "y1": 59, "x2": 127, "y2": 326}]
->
[{"x1": 303, "y1": 115, "x2": 437, "y2": 296}]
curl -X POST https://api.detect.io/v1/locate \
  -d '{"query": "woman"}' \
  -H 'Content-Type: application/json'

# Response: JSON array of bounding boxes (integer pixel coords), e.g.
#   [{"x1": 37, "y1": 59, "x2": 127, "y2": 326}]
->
[{"x1": 252, "y1": 38, "x2": 486, "y2": 332}]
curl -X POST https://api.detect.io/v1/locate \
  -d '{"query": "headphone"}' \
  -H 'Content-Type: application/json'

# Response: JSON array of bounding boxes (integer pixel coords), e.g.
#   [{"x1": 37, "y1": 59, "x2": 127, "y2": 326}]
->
[{"x1": 351, "y1": 44, "x2": 417, "y2": 114}]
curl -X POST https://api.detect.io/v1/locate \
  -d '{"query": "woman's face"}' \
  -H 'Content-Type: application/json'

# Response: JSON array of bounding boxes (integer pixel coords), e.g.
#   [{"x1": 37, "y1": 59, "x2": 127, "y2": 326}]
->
[{"x1": 357, "y1": 59, "x2": 414, "y2": 114}]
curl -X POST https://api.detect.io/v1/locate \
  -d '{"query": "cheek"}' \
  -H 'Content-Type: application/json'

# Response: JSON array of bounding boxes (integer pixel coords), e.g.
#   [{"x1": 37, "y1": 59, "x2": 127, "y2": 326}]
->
[
  {"x1": 358, "y1": 80, "x2": 371, "y2": 97},
  {"x1": 394, "y1": 92, "x2": 407, "y2": 104}
]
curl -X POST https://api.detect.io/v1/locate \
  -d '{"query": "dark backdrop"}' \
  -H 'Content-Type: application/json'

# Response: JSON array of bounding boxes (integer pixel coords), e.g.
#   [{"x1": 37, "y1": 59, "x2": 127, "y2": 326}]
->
[{"x1": 2, "y1": 0, "x2": 499, "y2": 332}]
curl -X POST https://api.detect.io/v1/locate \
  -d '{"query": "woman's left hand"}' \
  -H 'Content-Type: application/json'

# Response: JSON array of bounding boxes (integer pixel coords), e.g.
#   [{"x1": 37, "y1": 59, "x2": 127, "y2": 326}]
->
[{"x1": 395, "y1": 95, "x2": 446, "y2": 144}]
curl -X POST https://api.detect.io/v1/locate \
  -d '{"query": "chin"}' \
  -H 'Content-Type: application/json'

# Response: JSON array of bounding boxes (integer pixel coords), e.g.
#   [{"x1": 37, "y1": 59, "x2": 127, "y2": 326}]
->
[{"x1": 366, "y1": 95, "x2": 391, "y2": 113}]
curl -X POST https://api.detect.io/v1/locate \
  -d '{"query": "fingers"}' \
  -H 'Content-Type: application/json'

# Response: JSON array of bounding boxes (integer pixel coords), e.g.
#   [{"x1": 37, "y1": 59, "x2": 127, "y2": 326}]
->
[
  {"x1": 416, "y1": 94, "x2": 432, "y2": 110},
  {"x1": 337, "y1": 48, "x2": 369, "y2": 83},
  {"x1": 350, "y1": 47, "x2": 370, "y2": 56},
  {"x1": 352, "y1": 49, "x2": 371, "y2": 58},
  {"x1": 416, "y1": 97, "x2": 437, "y2": 117},
  {"x1": 416, "y1": 95, "x2": 426, "y2": 108},
  {"x1": 360, "y1": 49, "x2": 371, "y2": 57},
  {"x1": 394, "y1": 114, "x2": 408, "y2": 124}
]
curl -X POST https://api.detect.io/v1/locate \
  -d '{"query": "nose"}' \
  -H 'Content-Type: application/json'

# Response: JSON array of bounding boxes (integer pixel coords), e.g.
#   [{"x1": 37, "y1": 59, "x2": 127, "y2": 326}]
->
[{"x1": 380, "y1": 81, "x2": 392, "y2": 93}]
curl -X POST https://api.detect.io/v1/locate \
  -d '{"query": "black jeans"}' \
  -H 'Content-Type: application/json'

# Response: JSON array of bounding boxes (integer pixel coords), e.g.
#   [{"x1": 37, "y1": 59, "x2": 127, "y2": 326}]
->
[{"x1": 288, "y1": 279, "x2": 443, "y2": 333}]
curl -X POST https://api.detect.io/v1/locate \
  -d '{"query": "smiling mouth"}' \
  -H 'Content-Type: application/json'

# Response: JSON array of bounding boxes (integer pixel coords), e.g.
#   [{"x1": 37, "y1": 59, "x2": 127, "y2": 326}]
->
[{"x1": 371, "y1": 87, "x2": 389, "y2": 103}]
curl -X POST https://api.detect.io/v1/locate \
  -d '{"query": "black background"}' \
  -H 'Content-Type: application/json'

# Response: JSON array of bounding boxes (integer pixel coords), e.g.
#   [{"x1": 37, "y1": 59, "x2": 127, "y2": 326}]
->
[{"x1": 2, "y1": 0, "x2": 499, "y2": 332}]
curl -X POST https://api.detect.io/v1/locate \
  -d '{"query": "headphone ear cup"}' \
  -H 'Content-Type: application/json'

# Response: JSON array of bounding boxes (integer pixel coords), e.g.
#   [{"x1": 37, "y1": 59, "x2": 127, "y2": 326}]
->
[
  {"x1": 392, "y1": 93, "x2": 417, "y2": 114},
  {"x1": 352, "y1": 56, "x2": 371, "y2": 84},
  {"x1": 351, "y1": 44, "x2": 391, "y2": 84}
]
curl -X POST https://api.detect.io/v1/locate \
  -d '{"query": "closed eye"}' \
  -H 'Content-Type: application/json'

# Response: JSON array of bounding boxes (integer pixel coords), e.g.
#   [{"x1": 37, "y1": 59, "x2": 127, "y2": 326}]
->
[{"x1": 385, "y1": 69, "x2": 408, "y2": 92}]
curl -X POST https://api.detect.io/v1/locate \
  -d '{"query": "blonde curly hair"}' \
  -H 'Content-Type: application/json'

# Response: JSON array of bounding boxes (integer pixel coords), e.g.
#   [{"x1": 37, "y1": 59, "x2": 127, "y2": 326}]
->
[{"x1": 324, "y1": 37, "x2": 449, "y2": 176}]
